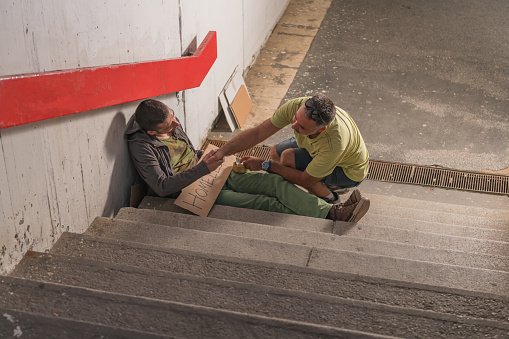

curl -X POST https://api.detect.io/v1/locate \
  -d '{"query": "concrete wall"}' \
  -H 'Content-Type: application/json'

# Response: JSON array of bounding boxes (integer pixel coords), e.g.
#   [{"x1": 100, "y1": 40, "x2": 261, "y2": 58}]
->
[{"x1": 0, "y1": 0, "x2": 289, "y2": 274}]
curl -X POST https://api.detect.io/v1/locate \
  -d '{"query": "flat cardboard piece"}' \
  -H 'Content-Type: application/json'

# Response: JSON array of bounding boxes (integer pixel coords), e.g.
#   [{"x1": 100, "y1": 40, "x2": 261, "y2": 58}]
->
[
  {"x1": 230, "y1": 84, "x2": 252, "y2": 128},
  {"x1": 174, "y1": 144, "x2": 234, "y2": 217}
]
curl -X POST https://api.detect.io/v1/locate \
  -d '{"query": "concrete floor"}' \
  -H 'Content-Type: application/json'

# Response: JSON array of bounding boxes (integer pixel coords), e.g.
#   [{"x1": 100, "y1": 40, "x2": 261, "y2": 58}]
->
[
  {"x1": 211, "y1": 0, "x2": 509, "y2": 208},
  {"x1": 284, "y1": 0, "x2": 509, "y2": 174}
]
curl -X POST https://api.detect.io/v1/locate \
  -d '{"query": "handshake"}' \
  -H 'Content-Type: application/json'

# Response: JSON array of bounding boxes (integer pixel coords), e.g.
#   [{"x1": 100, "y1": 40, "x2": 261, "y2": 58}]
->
[{"x1": 201, "y1": 149, "x2": 265, "y2": 173}]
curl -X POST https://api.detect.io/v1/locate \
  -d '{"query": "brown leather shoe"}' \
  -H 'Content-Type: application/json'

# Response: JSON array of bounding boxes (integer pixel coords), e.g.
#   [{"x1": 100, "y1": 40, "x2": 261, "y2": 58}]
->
[
  {"x1": 327, "y1": 197, "x2": 370, "y2": 222},
  {"x1": 342, "y1": 189, "x2": 362, "y2": 206},
  {"x1": 348, "y1": 197, "x2": 370, "y2": 222}
]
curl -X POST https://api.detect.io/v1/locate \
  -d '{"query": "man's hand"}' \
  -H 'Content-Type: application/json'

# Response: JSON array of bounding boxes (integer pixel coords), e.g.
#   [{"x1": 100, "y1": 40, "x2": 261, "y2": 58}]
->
[
  {"x1": 240, "y1": 156, "x2": 264, "y2": 171},
  {"x1": 209, "y1": 149, "x2": 225, "y2": 163},
  {"x1": 201, "y1": 150, "x2": 224, "y2": 172}
]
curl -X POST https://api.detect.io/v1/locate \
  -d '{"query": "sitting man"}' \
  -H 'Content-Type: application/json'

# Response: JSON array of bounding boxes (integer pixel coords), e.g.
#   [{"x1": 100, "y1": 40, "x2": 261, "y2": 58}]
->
[{"x1": 126, "y1": 99, "x2": 368, "y2": 222}]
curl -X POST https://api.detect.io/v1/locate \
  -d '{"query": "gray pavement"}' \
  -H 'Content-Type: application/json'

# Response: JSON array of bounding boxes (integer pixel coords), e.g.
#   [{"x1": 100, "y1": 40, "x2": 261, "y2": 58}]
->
[{"x1": 284, "y1": 0, "x2": 509, "y2": 173}]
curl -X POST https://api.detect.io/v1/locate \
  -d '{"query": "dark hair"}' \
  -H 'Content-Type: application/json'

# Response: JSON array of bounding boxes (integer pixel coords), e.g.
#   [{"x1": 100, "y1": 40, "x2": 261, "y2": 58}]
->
[
  {"x1": 134, "y1": 99, "x2": 170, "y2": 131},
  {"x1": 304, "y1": 94, "x2": 335, "y2": 126}
]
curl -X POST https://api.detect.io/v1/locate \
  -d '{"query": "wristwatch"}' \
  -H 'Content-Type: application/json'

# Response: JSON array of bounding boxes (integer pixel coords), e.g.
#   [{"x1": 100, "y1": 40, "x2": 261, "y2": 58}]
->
[{"x1": 261, "y1": 160, "x2": 272, "y2": 172}]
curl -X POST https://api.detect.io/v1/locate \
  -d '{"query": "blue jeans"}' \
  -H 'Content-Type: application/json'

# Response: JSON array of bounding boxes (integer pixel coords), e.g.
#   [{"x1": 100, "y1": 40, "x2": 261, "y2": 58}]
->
[{"x1": 275, "y1": 137, "x2": 361, "y2": 190}]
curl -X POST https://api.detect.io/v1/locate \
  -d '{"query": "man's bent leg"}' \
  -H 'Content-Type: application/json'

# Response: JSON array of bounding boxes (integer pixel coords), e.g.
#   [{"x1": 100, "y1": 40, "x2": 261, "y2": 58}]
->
[
  {"x1": 271, "y1": 137, "x2": 299, "y2": 160},
  {"x1": 308, "y1": 182, "x2": 335, "y2": 199},
  {"x1": 323, "y1": 167, "x2": 361, "y2": 190},
  {"x1": 223, "y1": 172, "x2": 331, "y2": 218}
]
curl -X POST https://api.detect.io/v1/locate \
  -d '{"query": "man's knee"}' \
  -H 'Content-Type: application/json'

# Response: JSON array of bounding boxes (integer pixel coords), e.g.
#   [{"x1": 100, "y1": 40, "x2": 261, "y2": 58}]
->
[{"x1": 280, "y1": 149, "x2": 296, "y2": 168}]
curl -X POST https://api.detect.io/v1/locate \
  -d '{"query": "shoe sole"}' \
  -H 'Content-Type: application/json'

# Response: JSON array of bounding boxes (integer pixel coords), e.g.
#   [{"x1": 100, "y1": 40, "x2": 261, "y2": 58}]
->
[{"x1": 348, "y1": 197, "x2": 370, "y2": 223}]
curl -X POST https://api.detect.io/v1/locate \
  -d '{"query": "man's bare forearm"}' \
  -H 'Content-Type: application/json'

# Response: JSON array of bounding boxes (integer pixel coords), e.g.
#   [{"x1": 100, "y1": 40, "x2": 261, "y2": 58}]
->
[
  {"x1": 216, "y1": 119, "x2": 279, "y2": 158},
  {"x1": 217, "y1": 128, "x2": 262, "y2": 157}
]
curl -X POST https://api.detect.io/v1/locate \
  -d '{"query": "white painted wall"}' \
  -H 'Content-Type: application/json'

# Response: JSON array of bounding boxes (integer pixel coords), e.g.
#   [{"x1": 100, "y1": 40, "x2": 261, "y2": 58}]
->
[
  {"x1": 243, "y1": 0, "x2": 289, "y2": 68},
  {"x1": 0, "y1": 0, "x2": 289, "y2": 273}
]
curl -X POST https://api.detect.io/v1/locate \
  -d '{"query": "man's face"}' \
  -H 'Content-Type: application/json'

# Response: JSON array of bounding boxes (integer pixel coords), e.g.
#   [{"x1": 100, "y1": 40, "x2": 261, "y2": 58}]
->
[
  {"x1": 151, "y1": 109, "x2": 180, "y2": 135},
  {"x1": 291, "y1": 104, "x2": 323, "y2": 136}
]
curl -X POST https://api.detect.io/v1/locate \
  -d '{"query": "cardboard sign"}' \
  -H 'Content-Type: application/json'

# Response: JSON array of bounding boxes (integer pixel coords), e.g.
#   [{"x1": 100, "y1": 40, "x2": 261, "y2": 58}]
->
[{"x1": 174, "y1": 144, "x2": 234, "y2": 217}]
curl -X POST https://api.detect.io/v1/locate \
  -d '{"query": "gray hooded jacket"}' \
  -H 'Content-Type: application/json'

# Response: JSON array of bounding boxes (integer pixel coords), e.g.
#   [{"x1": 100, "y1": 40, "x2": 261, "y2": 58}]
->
[{"x1": 125, "y1": 114, "x2": 208, "y2": 197}]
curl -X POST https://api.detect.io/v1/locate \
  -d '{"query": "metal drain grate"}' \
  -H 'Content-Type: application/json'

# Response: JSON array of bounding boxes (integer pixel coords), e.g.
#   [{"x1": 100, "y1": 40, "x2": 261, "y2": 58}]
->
[
  {"x1": 203, "y1": 139, "x2": 509, "y2": 196},
  {"x1": 368, "y1": 161, "x2": 509, "y2": 195}
]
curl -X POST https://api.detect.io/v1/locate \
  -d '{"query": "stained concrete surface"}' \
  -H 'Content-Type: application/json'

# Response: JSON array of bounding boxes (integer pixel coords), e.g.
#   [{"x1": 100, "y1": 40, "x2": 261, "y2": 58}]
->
[
  {"x1": 214, "y1": 0, "x2": 509, "y2": 173},
  {"x1": 284, "y1": 0, "x2": 509, "y2": 173}
]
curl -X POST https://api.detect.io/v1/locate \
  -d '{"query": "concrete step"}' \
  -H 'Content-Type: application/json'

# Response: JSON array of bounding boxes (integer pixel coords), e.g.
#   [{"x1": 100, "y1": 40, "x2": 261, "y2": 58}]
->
[
  {"x1": 140, "y1": 196, "x2": 507, "y2": 241},
  {"x1": 139, "y1": 196, "x2": 334, "y2": 232},
  {"x1": 49, "y1": 233, "x2": 509, "y2": 323},
  {"x1": 115, "y1": 209, "x2": 509, "y2": 271},
  {"x1": 0, "y1": 276, "x2": 381, "y2": 339},
  {"x1": 10, "y1": 252, "x2": 509, "y2": 338},
  {"x1": 141, "y1": 194, "x2": 509, "y2": 231},
  {"x1": 367, "y1": 200, "x2": 508, "y2": 230},
  {"x1": 83, "y1": 219, "x2": 509, "y2": 295},
  {"x1": 119, "y1": 207, "x2": 509, "y2": 258},
  {"x1": 356, "y1": 212, "x2": 509, "y2": 242},
  {"x1": 364, "y1": 192, "x2": 509, "y2": 219},
  {"x1": 0, "y1": 307, "x2": 167, "y2": 338},
  {"x1": 338, "y1": 222, "x2": 509, "y2": 257}
]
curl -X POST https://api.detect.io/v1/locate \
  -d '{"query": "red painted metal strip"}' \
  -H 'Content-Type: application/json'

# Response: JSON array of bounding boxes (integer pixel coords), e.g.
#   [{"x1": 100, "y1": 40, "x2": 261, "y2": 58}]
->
[{"x1": 0, "y1": 31, "x2": 217, "y2": 128}]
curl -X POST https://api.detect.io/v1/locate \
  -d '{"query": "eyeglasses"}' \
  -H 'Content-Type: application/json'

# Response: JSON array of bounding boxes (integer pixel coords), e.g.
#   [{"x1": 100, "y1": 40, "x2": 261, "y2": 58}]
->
[{"x1": 304, "y1": 98, "x2": 325, "y2": 126}]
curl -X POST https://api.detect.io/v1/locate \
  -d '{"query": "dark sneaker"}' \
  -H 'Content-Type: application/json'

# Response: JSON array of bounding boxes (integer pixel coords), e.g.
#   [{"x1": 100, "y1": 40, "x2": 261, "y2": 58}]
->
[
  {"x1": 342, "y1": 189, "x2": 362, "y2": 206},
  {"x1": 327, "y1": 197, "x2": 370, "y2": 222}
]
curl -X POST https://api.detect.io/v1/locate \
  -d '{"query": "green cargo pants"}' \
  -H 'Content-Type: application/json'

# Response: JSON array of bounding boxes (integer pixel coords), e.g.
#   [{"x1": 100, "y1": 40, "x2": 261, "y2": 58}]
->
[{"x1": 216, "y1": 172, "x2": 332, "y2": 219}]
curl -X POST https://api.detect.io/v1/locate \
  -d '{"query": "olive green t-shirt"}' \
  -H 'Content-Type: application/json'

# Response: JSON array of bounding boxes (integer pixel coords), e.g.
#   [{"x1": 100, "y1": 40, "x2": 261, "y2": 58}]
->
[
  {"x1": 271, "y1": 97, "x2": 369, "y2": 182},
  {"x1": 159, "y1": 135, "x2": 197, "y2": 174}
]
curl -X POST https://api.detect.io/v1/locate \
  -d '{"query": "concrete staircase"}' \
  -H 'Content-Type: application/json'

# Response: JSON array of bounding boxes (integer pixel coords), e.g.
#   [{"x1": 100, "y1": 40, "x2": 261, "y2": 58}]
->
[{"x1": 2, "y1": 189, "x2": 508, "y2": 338}]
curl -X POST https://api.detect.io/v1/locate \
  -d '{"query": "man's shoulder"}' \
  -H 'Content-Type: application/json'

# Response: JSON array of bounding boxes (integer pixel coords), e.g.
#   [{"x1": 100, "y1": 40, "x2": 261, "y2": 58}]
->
[
  {"x1": 128, "y1": 129, "x2": 150, "y2": 143},
  {"x1": 127, "y1": 130, "x2": 162, "y2": 154}
]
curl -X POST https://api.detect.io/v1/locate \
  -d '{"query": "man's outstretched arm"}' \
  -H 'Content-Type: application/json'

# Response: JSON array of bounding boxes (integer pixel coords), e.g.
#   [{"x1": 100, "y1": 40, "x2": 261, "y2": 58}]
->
[{"x1": 214, "y1": 119, "x2": 280, "y2": 159}]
